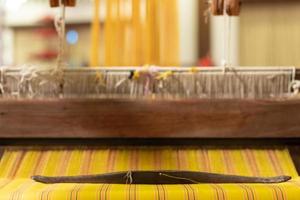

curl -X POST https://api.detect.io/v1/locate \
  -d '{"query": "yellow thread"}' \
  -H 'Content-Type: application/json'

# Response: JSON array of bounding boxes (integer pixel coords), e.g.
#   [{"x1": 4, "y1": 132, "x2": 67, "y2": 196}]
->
[
  {"x1": 132, "y1": 0, "x2": 141, "y2": 66},
  {"x1": 95, "y1": 72, "x2": 106, "y2": 86},
  {"x1": 159, "y1": 0, "x2": 180, "y2": 66},
  {"x1": 89, "y1": 0, "x2": 100, "y2": 67},
  {"x1": 156, "y1": 71, "x2": 173, "y2": 80},
  {"x1": 189, "y1": 67, "x2": 198, "y2": 73},
  {"x1": 133, "y1": 71, "x2": 140, "y2": 80},
  {"x1": 100, "y1": 0, "x2": 179, "y2": 66}
]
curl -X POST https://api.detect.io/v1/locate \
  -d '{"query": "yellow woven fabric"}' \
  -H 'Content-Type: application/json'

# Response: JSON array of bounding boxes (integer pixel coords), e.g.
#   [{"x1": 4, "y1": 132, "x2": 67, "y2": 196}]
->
[{"x1": 0, "y1": 147, "x2": 299, "y2": 200}]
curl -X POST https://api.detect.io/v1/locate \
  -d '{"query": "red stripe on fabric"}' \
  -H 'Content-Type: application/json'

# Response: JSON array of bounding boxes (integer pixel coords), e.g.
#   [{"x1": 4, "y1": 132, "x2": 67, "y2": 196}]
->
[
  {"x1": 270, "y1": 185, "x2": 281, "y2": 200},
  {"x1": 272, "y1": 185, "x2": 286, "y2": 200},
  {"x1": 198, "y1": 150, "x2": 210, "y2": 172},
  {"x1": 134, "y1": 184, "x2": 138, "y2": 200},
  {"x1": 156, "y1": 185, "x2": 161, "y2": 200},
  {"x1": 46, "y1": 184, "x2": 57, "y2": 200},
  {"x1": 246, "y1": 184, "x2": 256, "y2": 200},
  {"x1": 155, "y1": 185, "x2": 160, "y2": 200},
  {"x1": 182, "y1": 185, "x2": 189, "y2": 200},
  {"x1": 278, "y1": 186, "x2": 287, "y2": 200},
  {"x1": 81, "y1": 150, "x2": 93, "y2": 175},
  {"x1": 70, "y1": 185, "x2": 77, "y2": 200},
  {"x1": 105, "y1": 185, "x2": 111, "y2": 200},
  {"x1": 268, "y1": 185, "x2": 282, "y2": 200},
  {"x1": 98, "y1": 184, "x2": 107, "y2": 200},
  {"x1": 57, "y1": 150, "x2": 72, "y2": 176},
  {"x1": 130, "y1": 149, "x2": 139, "y2": 171},
  {"x1": 157, "y1": 185, "x2": 165, "y2": 200},
  {"x1": 223, "y1": 150, "x2": 235, "y2": 174},
  {"x1": 37, "y1": 151, "x2": 51, "y2": 176},
  {"x1": 184, "y1": 184, "x2": 196, "y2": 200},
  {"x1": 9, "y1": 150, "x2": 26, "y2": 178},
  {"x1": 239, "y1": 184, "x2": 254, "y2": 200},
  {"x1": 127, "y1": 184, "x2": 137, "y2": 200},
  {"x1": 212, "y1": 184, "x2": 227, "y2": 200},
  {"x1": 75, "y1": 185, "x2": 83, "y2": 200},
  {"x1": 211, "y1": 184, "x2": 221, "y2": 200},
  {"x1": 32, "y1": 151, "x2": 44, "y2": 175},
  {"x1": 267, "y1": 150, "x2": 284, "y2": 175},
  {"x1": 244, "y1": 150, "x2": 260, "y2": 176},
  {"x1": 154, "y1": 150, "x2": 162, "y2": 170},
  {"x1": 135, "y1": 150, "x2": 139, "y2": 170},
  {"x1": 177, "y1": 149, "x2": 181, "y2": 170},
  {"x1": 217, "y1": 184, "x2": 226, "y2": 200},
  {"x1": 240, "y1": 184, "x2": 251, "y2": 200},
  {"x1": 161, "y1": 185, "x2": 167, "y2": 200},
  {"x1": 70, "y1": 184, "x2": 82, "y2": 200},
  {"x1": 187, "y1": 184, "x2": 196, "y2": 200},
  {"x1": 111, "y1": 150, "x2": 117, "y2": 172},
  {"x1": 100, "y1": 184, "x2": 110, "y2": 200},
  {"x1": 127, "y1": 183, "x2": 131, "y2": 200},
  {"x1": 181, "y1": 149, "x2": 188, "y2": 170},
  {"x1": 107, "y1": 150, "x2": 116, "y2": 172},
  {"x1": 40, "y1": 184, "x2": 49, "y2": 200},
  {"x1": 40, "y1": 185, "x2": 47, "y2": 200},
  {"x1": 106, "y1": 150, "x2": 112, "y2": 172}
]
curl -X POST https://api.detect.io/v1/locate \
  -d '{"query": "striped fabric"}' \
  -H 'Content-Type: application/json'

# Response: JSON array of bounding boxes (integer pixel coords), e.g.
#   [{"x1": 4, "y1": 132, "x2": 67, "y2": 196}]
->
[{"x1": 0, "y1": 146, "x2": 299, "y2": 200}]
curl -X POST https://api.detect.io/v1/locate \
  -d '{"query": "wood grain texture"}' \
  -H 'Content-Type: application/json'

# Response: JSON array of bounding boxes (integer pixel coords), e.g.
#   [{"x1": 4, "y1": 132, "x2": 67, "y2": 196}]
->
[
  {"x1": 0, "y1": 99, "x2": 300, "y2": 138},
  {"x1": 49, "y1": 0, "x2": 76, "y2": 7}
]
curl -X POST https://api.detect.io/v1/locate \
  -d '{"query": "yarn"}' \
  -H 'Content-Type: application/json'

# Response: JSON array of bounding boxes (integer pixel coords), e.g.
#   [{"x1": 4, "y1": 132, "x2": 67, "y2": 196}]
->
[{"x1": 0, "y1": 66, "x2": 295, "y2": 99}]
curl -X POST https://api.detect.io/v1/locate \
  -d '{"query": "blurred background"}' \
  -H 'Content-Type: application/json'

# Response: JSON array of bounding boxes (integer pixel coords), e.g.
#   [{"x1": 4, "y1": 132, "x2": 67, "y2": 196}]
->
[{"x1": 0, "y1": 0, "x2": 299, "y2": 67}]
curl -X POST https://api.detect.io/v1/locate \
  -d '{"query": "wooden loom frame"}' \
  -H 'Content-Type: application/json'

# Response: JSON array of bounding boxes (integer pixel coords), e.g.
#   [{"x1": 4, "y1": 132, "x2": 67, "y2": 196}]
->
[
  {"x1": 0, "y1": 66, "x2": 299, "y2": 139},
  {"x1": 2, "y1": 0, "x2": 300, "y2": 177},
  {"x1": 1, "y1": 0, "x2": 300, "y2": 140}
]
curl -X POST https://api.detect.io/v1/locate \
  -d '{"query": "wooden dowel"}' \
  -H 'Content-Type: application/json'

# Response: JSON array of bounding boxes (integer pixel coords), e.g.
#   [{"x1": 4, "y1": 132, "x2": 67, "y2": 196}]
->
[
  {"x1": 211, "y1": 0, "x2": 241, "y2": 16},
  {"x1": 225, "y1": 0, "x2": 241, "y2": 16},
  {"x1": 211, "y1": 0, "x2": 224, "y2": 15},
  {"x1": 50, "y1": 0, "x2": 76, "y2": 7}
]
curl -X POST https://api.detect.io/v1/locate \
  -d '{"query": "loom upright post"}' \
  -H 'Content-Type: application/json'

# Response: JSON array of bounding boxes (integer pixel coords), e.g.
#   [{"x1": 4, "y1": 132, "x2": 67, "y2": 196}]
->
[
  {"x1": 210, "y1": 0, "x2": 241, "y2": 66},
  {"x1": 178, "y1": 0, "x2": 199, "y2": 66}
]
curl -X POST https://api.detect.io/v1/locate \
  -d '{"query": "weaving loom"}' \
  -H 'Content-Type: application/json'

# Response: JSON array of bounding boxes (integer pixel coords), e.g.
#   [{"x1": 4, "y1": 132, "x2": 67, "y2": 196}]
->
[{"x1": 1, "y1": 0, "x2": 300, "y2": 199}]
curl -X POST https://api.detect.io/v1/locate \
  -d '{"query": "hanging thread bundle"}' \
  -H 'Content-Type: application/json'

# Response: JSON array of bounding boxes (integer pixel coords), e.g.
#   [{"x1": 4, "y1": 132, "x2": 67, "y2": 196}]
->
[{"x1": 91, "y1": 0, "x2": 180, "y2": 67}]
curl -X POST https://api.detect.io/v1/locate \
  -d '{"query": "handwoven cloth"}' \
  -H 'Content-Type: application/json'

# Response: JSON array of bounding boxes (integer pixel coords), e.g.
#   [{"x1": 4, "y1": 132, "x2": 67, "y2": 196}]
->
[{"x1": 0, "y1": 146, "x2": 299, "y2": 200}]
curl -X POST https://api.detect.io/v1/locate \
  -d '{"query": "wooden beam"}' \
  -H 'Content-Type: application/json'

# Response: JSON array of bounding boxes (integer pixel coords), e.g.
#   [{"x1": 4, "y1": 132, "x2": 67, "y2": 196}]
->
[
  {"x1": 296, "y1": 70, "x2": 300, "y2": 80},
  {"x1": 0, "y1": 99, "x2": 300, "y2": 138},
  {"x1": 243, "y1": 0, "x2": 299, "y2": 3},
  {"x1": 49, "y1": 0, "x2": 76, "y2": 7}
]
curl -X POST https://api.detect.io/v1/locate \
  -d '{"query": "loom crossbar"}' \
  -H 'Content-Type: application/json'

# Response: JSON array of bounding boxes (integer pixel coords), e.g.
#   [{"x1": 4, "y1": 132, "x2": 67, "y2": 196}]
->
[
  {"x1": 0, "y1": 98, "x2": 300, "y2": 138},
  {"x1": 0, "y1": 66, "x2": 299, "y2": 138}
]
